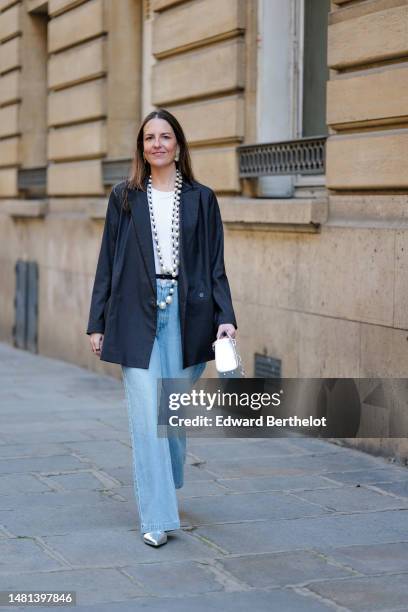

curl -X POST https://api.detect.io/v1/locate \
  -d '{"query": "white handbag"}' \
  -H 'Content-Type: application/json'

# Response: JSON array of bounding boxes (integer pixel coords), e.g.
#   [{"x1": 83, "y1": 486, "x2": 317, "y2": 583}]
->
[{"x1": 212, "y1": 331, "x2": 245, "y2": 377}]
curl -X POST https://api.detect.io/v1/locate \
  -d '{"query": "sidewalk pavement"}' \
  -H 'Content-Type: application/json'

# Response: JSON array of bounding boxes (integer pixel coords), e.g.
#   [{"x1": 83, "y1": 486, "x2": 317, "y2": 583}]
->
[{"x1": 1, "y1": 341, "x2": 408, "y2": 612}]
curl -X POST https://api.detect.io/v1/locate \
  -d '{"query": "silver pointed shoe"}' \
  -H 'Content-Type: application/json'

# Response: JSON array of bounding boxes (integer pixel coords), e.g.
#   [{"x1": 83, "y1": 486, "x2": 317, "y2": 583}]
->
[{"x1": 143, "y1": 530, "x2": 167, "y2": 547}]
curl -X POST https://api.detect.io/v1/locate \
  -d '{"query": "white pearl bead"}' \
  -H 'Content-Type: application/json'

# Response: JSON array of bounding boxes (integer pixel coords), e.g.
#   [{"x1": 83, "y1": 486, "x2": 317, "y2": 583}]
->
[
  {"x1": 158, "y1": 301, "x2": 166, "y2": 309},
  {"x1": 165, "y1": 295, "x2": 172, "y2": 304}
]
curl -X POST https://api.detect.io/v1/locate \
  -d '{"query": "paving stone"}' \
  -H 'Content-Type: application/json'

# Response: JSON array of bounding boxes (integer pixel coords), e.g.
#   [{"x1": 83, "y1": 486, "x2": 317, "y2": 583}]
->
[
  {"x1": 307, "y1": 572, "x2": 408, "y2": 611},
  {"x1": 186, "y1": 452, "x2": 205, "y2": 465},
  {"x1": 176, "y1": 480, "x2": 232, "y2": 498},
  {"x1": 183, "y1": 464, "x2": 222, "y2": 482},
  {"x1": 291, "y1": 485, "x2": 408, "y2": 512},
  {"x1": 321, "y1": 542, "x2": 408, "y2": 574},
  {"x1": 200, "y1": 452, "x2": 390, "y2": 479},
  {"x1": 0, "y1": 421, "x2": 119, "y2": 436},
  {"x1": 56, "y1": 589, "x2": 334, "y2": 612},
  {"x1": 0, "y1": 455, "x2": 89, "y2": 475},
  {"x1": 185, "y1": 437, "x2": 252, "y2": 447},
  {"x1": 43, "y1": 528, "x2": 221, "y2": 566},
  {"x1": 0, "y1": 412, "x2": 70, "y2": 424},
  {"x1": 180, "y1": 491, "x2": 330, "y2": 527},
  {"x1": 216, "y1": 475, "x2": 343, "y2": 493},
  {"x1": 216, "y1": 549, "x2": 356, "y2": 588},
  {"x1": 279, "y1": 437, "x2": 344, "y2": 454},
  {"x1": 373, "y1": 480, "x2": 408, "y2": 498},
  {"x1": 1, "y1": 409, "x2": 122, "y2": 426},
  {"x1": 194, "y1": 509, "x2": 408, "y2": 554},
  {"x1": 0, "y1": 489, "x2": 126, "y2": 511},
  {"x1": 322, "y1": 467, "x2": 408, "y2": 486},
  {"x1": 0, "y1": 538, "x2": 65, "y2": 573},
  {"x1": 122, "y1": 559, "x2": 225, "y2": 596},
  {"x1": 45, "y1": 471, "x2": 120, "y2": 491},
  {"x1": 0, "y1": 443, "x2": 68, "y2": 459},
  {"x1": 0, "y1": 431, "x2": 95, "y2": 444},
  {"x1": 187, "y1": 438, "x2": 321, "y2": 461},
  {"x1": 0, "y1": 568, "x2": 145, "y2": 606},
  {"x1": 0, "y1": 502, "x2": 138, "y2": 536},
  {"x1": 61, "y1": 441, "x2": 131, "y2": 469},
  {"x1": 90, "y1": 416, "x2": 128, "y2": 431},
  {"x1": 0, "y1": 474, "x2": 52, "y2": 495},
  {"x1": 79, "y1": 428, "x2": 128, "y2": 442},
  {"x1": 104, "y1": 466, "x2": 133, "y2": 486}
]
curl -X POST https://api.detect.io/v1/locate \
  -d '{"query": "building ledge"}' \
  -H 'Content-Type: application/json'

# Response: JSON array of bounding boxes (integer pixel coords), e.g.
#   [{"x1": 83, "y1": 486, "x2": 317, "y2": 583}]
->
[
  {"x1": 26, "y1": 0, "x2": 48, "y2": 13},
  {"x1": 218, "y1": 196, "x2": 328, "y2": 233},
  {"x1": 1, "y1": 200, "x2": 48, "y2": 218}
]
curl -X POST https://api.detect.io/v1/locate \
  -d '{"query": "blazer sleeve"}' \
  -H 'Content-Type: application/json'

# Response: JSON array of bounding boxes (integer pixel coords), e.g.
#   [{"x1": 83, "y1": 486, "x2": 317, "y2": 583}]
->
[
  {"x1": 208, "y1": 189, "x2": 238, "y2": 330},
  {"x1": 86, "y1": 186, "x2": 120, "y2": 335}
]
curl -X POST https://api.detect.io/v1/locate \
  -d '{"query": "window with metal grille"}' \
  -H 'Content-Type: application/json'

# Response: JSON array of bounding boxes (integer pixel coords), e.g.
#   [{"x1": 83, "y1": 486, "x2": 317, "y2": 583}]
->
[{"x1": 254, "y1": 353, "x2": 281, "y2": 379}]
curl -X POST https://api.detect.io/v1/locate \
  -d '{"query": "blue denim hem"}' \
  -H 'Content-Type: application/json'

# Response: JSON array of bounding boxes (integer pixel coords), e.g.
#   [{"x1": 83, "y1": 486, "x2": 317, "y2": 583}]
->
[{"x1": 141, "y1": 520, "x2": 181, "y2": 533}]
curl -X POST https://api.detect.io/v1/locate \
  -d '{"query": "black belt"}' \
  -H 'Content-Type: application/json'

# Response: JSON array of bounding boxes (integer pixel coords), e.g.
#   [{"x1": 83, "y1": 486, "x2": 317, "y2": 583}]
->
[{"x1": 155, "y1": 274, "x2": 178, "y2": 280}]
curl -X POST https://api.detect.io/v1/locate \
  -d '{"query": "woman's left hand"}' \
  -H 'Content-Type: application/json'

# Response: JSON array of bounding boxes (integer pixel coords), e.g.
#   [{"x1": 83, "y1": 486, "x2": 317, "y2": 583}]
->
[{"x1": 216, "y1": 323, "x2": 236, "y2": 340}]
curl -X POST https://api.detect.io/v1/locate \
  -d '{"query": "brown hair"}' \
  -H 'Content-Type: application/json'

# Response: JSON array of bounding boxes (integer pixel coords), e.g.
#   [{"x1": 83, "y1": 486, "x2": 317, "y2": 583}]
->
[{"x1": 121, "y1": 108, "x2": 195, "y2": 213}]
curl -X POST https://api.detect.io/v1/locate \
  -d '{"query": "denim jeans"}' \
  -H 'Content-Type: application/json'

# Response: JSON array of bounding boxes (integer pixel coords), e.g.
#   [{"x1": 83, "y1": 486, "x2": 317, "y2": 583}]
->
[{"x1": 121, "y1": 278, "x2": 206, "y2": 533}]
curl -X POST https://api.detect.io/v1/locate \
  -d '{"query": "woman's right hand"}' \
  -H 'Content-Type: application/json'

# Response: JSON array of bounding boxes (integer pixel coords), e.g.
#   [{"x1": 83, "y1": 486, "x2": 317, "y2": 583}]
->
[{"x1": 90, "y1": 333, "x2": 104, "y2": 356}]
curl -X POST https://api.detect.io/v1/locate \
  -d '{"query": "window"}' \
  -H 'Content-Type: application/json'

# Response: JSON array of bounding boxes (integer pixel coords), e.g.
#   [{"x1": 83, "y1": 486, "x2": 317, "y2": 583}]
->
[
  {"x1": 302, "y1": 0, "x2": 330, "y2": 139},
  {"x1": 256, "y1": 0, "x2": 330, "y2": 198}
]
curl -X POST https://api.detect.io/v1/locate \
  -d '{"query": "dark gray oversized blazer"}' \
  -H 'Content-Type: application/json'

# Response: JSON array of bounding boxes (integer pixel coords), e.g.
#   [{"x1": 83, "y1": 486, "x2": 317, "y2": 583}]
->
[{"x1": 86, "y1": 176, "x2": 237, "y2": 369}]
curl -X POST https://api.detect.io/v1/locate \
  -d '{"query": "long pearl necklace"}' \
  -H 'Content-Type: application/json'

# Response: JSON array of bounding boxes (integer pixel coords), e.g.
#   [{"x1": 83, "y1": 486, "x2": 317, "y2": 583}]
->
[{"x1": 147, "y1": 169, "x2": 182, "y2": 310}]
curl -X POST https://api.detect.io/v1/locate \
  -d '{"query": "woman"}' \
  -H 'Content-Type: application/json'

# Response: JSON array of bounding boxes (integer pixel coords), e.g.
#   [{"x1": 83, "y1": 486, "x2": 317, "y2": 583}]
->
[{"x1": 86, "y1": 109, "x2": 237, "y2": 547}]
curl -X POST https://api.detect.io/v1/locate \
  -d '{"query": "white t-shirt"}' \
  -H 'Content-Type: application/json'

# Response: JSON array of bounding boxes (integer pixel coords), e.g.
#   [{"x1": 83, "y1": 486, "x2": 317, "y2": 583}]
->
[{"x1": 150, "y1": 186, "x2": 176, "y2": 274}]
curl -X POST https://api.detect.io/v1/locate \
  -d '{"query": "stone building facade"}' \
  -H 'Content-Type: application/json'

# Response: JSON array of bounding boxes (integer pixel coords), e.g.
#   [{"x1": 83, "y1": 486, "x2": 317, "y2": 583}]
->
[{"x1": 0, "y1": 0, "x2": 407, "y2": 460}]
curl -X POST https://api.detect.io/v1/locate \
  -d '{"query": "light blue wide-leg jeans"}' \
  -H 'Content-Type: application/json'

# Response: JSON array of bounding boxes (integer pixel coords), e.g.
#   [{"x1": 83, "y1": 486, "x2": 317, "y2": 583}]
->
[{"x1": 121, "y1": 279, "x2": 206, "y2": 533}]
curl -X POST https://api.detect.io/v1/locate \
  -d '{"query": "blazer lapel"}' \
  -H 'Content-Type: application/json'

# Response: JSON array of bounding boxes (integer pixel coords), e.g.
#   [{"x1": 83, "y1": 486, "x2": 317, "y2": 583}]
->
[
  {"x1": 128, "y1": 177, "x2": 199, "y2": 298},
  {"x1": 179, "y1": 183, "x2": 200, "y2": 305},
  {"x1": 128, "y1": 183, "x2": 156, "y2": 295}
]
